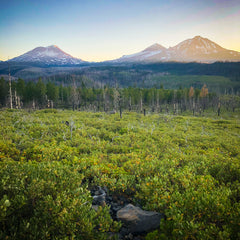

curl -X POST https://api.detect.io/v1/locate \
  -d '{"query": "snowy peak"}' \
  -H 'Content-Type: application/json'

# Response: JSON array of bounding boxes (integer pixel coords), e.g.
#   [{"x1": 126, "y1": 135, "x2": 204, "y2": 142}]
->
[
  {"x1": 117, "y1": 43, "x2": 167, "y2": 62},
  {"x1": 116, "y1": 36, "x2": 240, "y2": 63},
  {"x1": 172, "y1": 36, "x2": 224, "y2": 55},
  {"x1": 9, "y1": 45, "x2": 85, "y2": 65},
  {"x1": 169, "y1": 36, "x2": 240, "y2": 62},
  {"x1": 33, "y1": 45, "x2": 74, "y2": 58},
  {"x1": 45, "y1": 45, "x2": 73, "y2": 58},
  {"x1": 143, "y1": 43, "x2": 166, "y2": 52}
]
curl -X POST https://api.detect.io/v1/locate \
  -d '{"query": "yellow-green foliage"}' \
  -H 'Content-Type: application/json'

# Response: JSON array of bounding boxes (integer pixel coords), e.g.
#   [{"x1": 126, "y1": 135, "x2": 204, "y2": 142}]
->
[{"x1": 0, "y1": 109, "x2": 239, "y2": 239}]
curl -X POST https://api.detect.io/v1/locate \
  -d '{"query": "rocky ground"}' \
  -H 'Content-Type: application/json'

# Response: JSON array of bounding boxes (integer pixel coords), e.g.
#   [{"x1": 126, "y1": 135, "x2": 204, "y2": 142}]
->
[{"x1": 91, "y1": 186, "x2": 165, "y2": 239}]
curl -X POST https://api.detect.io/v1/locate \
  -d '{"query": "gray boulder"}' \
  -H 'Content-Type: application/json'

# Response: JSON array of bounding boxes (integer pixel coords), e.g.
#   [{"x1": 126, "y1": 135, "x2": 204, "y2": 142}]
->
[{"x1": 117, "y1": 204, "x2": 164, "y2": 234}]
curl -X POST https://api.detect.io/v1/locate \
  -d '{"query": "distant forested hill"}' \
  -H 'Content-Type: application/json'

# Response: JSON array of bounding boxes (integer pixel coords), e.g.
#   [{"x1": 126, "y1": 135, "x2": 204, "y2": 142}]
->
[{"x1": 0, "y1": 62, "x2": 239, "y2": 92}]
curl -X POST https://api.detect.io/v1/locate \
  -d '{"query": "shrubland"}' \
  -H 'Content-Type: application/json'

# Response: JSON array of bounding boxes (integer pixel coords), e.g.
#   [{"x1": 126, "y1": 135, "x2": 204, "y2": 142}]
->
[{"x1": 0, "y1": 109, "x2": 239, "y2": 239}]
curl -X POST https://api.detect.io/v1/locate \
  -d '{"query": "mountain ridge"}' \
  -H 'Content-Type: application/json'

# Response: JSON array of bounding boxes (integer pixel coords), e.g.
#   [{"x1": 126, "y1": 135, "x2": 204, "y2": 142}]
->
[
  {"x1": 115, "y1": 36, "x2": 240, "y2": 63},
  {"x1": 4, "y1": 36, "x2": 240, "y2": 65}
]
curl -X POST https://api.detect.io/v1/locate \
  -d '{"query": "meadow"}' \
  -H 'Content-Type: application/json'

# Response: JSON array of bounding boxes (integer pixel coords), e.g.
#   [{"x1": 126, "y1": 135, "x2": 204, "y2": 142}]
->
[{"x1": 0, "y1": 109, "x2": 239, "y2": 239}]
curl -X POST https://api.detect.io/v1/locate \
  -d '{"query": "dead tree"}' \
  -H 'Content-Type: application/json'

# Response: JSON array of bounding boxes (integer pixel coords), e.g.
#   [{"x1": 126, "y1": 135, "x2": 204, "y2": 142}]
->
[
  {"x1": 8, "y1": 62, "x2": 13, "y2": 109},
  {"x1": 217, "y1": 101, "x2": 221, "y2": 116},
  {"x1": 71, "y1": 76, "x2": 79, "y2": 111}
]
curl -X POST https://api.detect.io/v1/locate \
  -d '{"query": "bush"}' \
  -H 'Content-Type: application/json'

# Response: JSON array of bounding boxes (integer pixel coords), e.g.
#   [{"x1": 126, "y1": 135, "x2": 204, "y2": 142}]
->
[
  {"x1": 0, "y1": 161, "x2": 120, "y2": 239},
  {"x1": 0, "y1": 110, "x2": 239, "y2": 239}
]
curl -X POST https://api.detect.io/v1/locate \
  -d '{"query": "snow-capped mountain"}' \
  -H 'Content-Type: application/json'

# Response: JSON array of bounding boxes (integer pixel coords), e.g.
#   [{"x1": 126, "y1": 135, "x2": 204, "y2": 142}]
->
[
  {"x1": 117, "y1": 43, "x2": 168, "y2": 62},
  {"x1": 9, "y1": 45, "x2": 85, "y2": 65},
  {"x1": 169, "y1": 36, "x2": 240, "y2": 62},
  {"x1": 115, "y1": 36, "x2": 240, "y2": 63},
  {"x1": 5, "y1": 36, "x2": 240, "y2": 65}
]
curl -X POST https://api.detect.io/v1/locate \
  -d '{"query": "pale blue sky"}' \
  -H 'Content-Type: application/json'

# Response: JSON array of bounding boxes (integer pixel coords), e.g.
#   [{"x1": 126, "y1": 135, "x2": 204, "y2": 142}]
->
[{"x1": 0, "y1": 0, "x2": 239, "y2": 61}]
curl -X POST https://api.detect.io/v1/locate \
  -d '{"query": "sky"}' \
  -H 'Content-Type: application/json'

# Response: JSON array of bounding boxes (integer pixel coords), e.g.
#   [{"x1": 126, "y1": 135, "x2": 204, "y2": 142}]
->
[{"x1": 0, "y1": 0, "x2": 240, "y2": 62}]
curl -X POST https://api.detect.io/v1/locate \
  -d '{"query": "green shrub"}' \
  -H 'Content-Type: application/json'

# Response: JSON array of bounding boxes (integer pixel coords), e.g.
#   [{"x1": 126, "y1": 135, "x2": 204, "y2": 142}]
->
[
  {"x1": 0, "y1": 110, "x2": 239, "y2": 239},
  {"x1": 0, "y1": 161, "x2": 120, "y2": 239}
]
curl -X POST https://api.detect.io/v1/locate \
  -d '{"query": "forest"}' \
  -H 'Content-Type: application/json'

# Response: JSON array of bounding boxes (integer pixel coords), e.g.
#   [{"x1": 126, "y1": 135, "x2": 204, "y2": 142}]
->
[
  {"x1": 1, "y1": 76, "x2": 240, "y2": 117},
  {"x1": 0, "y1": 61, "x2": 240, "y2": 90}
]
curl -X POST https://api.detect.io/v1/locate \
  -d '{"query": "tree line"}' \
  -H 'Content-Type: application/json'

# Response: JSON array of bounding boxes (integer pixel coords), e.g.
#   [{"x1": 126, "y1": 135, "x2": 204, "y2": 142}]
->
[{"x1": 0, "y1": 77, "x2": 239, "y2": 116}]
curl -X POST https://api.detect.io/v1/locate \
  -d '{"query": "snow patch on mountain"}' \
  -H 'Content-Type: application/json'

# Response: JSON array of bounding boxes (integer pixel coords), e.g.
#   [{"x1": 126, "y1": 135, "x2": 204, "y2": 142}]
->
[{"x1": 9, "y1": 45, "x2": 85, "y2": 65}]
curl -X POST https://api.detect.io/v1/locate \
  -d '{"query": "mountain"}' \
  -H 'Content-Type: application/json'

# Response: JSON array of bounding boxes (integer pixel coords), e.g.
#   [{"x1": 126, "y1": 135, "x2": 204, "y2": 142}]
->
[
  {"x1": 116, "y1": 43, "x2": 168, "y2": 62},
  {"x1": 9, "y1": 45, "x2": 85, "y2": 65},
  {"x1": 169, "y1": 36, "x2": 240, "y2": 62},
  {"x1": 4, "y1": 36, "x2": 240, "y2": 66},
  {"x1": 115, "y1": 36, "x2": 240, "y2": 63}
]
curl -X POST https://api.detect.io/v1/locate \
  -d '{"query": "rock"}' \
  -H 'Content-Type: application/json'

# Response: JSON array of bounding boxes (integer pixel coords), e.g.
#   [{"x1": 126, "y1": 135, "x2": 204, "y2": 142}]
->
[
  {"x1": 92, "y1": 186, "x2": 106, "y2": 206},
  {"x1": 117, "y1": 204, "x2": 164, "y2": 234},
  {"x1": 112, "y1": 204, "x2": 121, "y2": 213},
  {"x1": 125, "y1": 233, "x2": 133, "y2": 239}
]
